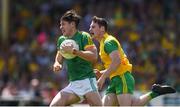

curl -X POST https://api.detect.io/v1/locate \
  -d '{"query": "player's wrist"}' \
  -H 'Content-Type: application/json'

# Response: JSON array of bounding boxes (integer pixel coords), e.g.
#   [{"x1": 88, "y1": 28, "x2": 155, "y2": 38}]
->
[
  {"x1": 72, "y1": 48, "x2": 78, "y2": 55},
  {"x1": 54, "y1": 61, "x2": 60, "y2": 65}
]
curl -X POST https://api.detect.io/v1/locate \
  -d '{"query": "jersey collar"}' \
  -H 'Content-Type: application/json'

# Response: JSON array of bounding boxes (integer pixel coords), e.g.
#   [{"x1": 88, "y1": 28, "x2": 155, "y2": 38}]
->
[
  {"x1": 67, "y1": 31, "x2": 80, "y2": 39},
  {"x1": 100, "y1": 32, "x2": 109, "y2": 43}
]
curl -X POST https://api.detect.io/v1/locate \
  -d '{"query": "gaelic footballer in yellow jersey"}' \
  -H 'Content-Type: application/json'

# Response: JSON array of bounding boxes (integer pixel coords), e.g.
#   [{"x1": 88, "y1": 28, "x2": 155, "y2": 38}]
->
[
  {"x1": 99, "y1": 33, "x2": 132, "y2": 79},
  {"x1": 89, "y1": 16, "x2": 176, "y2": 106}
]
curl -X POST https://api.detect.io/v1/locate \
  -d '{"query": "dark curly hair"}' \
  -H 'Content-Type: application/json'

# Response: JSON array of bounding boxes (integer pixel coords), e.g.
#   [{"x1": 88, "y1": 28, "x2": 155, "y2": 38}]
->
[
  {"x1": 92, "y1": 16, "x2": 108, "y2": 31},
  {"x1": 61, "y1": 10, "x2": 81, "y2": 28}
]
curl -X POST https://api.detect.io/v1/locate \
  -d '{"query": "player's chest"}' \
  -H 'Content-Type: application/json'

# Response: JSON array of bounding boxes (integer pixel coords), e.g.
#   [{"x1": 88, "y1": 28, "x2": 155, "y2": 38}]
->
[{"x1": 99, "y1": 43, "x2": 111, "y2": 63}]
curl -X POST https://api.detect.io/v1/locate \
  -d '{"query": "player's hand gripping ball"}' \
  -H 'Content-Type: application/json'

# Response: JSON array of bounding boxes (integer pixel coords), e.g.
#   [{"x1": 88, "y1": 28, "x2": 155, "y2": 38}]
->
[{"x1": 59, "y1": 39, "x2": 79, "y2": 59}]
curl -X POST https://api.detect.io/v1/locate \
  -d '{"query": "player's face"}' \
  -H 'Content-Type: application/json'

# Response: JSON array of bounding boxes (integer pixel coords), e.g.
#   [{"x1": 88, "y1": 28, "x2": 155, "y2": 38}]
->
[
  {"x1": 89, "y1": 21, "x2": 101, "y2": 40},
  {"x1": 59, "y1": 20, "x2": 73, "y2": 36}
]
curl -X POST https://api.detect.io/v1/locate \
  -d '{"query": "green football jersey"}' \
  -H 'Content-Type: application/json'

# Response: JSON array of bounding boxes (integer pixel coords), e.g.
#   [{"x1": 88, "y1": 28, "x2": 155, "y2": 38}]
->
[{"x1": 57, "y1": 31, "x2": 96, "y2": 81}]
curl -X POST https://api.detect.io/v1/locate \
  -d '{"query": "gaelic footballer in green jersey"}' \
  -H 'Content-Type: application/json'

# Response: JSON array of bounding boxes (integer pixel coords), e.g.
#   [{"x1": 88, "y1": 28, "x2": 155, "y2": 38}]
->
[
  {"x1": 50, "y1": 10, "x2": 102, "y2": 106},
  {"x1": 57, "y1": 31, "x2": 96, "y2": 81}
]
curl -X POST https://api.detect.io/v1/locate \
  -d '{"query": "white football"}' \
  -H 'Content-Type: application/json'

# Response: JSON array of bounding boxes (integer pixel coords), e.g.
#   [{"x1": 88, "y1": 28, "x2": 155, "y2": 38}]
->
[{"x1": 59, "y1": 39, "x2": 79, "y2": 59}]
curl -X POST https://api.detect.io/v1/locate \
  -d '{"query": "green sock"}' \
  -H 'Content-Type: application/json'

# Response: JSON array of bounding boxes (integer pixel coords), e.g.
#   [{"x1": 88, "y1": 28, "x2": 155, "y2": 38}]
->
[{"x1": 149, "y1": 91, "x2": 159, "y2": 99}]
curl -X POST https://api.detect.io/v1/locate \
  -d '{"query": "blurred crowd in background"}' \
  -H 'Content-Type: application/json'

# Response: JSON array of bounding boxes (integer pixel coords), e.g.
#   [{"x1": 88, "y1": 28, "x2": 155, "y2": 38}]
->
[{"x1": 0, "y1": 0, "x2": 179, "y2": 105}]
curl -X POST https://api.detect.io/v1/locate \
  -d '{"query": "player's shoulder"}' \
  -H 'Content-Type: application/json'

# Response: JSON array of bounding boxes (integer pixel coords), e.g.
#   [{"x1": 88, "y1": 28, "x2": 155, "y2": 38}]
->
[
  {"x1": 57, "y1": 35, "x2": 66, "y2": 40},
  {"x1": 58, "y1": 35, "x2": 66, "y2": 39},
  {"x1": 104, "y1": 35, "x2": 120, "y2": 48},
  {"x1": 57, "y1": 35, "x2": 66, "y2": 43},
  {"x1": 105, "y1": 35, "x2": 116, "y2": 43},
  {"x1": 80, "y1": 31, "x2": 91, "y2": 37}
]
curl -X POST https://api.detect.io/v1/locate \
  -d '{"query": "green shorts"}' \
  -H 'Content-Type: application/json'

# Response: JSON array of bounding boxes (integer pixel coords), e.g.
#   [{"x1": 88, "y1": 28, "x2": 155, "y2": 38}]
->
[{"x1": 106, "y1": 71, "x2": 135, "y2": 95}]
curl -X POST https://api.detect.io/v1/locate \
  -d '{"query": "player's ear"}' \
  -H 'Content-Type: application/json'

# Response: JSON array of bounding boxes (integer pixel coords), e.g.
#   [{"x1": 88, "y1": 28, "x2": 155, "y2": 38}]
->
[
  {"x1": 70, "y1": 22, "x2": 76, "y2": 27},
  {"x1": 100, "y1": 26, "x2": 105, "y2": 32}
]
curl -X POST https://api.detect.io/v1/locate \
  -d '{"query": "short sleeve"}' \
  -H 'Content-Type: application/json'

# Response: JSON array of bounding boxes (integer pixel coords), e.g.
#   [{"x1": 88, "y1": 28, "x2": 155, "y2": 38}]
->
[
  {"x1": 57, "y1": 36, "x2": 66, "y2": 49},
  {"x1": 82, "y1": 32, "x2": 94, "y2": 49},
  {"x1": 104, "y1": 40, "x2": 118, "y2": 54}
]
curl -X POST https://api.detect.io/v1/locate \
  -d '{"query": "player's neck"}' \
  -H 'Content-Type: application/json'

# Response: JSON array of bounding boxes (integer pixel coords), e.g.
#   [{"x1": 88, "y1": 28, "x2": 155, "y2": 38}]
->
[
  {"x1": 98, "y1": 32, "x2": 105, "y2": 42},
  {"x1": 69, "y1": 29, "x2": 77, "y2": 38}
]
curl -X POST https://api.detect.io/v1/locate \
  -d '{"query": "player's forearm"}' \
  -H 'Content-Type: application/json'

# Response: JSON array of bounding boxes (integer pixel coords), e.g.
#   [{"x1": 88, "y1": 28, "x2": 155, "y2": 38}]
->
[
  {"x1": 105, "y1": 50, "x2": 121, "y2": 77},
  {"x1": 106, "y1": 58, "x2": 120, "y2": 76},
  {"x1": 73, "y1": 49, "x2": 98, "y2": 63},
  {"x1": 55, "y1": 51, "x2": 63, "y2": 64}
]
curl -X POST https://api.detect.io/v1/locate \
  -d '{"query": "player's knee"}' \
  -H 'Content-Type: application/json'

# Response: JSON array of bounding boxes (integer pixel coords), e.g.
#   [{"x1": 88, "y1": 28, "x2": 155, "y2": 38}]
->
[
  {"x1": 49, "y1": 102, "x2": 57, "y2": 107},
  {"x1": 50, "y1": 98, "x2": 67, "y2": 106},
  {"x1": 97, "y1": 100, "x2": 103, "y2": 106},
  {"x1": 50, "y1": 100, "x2": 66, "y2": 107},
  {"x1": 90, "y1": 101, "x2": 102, "y2": 106}
]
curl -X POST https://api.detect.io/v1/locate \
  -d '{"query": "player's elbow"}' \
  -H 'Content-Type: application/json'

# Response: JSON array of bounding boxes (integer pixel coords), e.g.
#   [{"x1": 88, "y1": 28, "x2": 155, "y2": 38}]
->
[
  {"x1": 91, "y1": 55, "x2": 98, "y2": 63},
  {"x1": 90, "y1": 47, "x2": 98, "y2": 63},
  {"x1": 88, "y1": 52, "x2": 97, "y2": 63}
]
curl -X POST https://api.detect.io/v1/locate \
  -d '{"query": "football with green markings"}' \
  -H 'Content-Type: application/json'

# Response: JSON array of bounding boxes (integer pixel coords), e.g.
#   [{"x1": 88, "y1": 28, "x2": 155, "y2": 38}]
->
[{"x1": 59, "y1": 39, "x2": 79, "y2": 59}]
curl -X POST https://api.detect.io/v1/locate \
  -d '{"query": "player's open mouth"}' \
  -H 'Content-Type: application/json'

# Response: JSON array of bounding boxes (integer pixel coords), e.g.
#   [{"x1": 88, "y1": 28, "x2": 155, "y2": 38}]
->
[
  {"x1": 90, "y1": 32, "x2": 94, "y2": 36},
  {"x1": 61, "y1": 30, "x2": 65, "y2": 34}
]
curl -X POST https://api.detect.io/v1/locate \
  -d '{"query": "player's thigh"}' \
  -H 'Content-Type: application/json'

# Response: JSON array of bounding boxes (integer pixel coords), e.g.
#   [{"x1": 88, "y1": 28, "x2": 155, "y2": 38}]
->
[
  {"x1": 50, "y1": 91, "x2": 80, "y2": 106},
  {"x1": 117, "y1": 93, "x2": 133, "y2": 106},
  {"x1": 85, "y1": 91, "x2": 102, "y2": 106},
  {"x1": 103, "y1": 93, "x2": 118, "y2": 106},
  {"x1": 115, "y1": 72, "x2": 135, "y2": 94}
]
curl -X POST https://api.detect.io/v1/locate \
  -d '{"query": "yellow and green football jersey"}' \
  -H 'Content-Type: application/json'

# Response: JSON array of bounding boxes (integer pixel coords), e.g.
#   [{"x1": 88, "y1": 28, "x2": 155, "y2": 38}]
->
[{"x1": 99, "y1": 33, "x2": 132, "y2": 79}]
